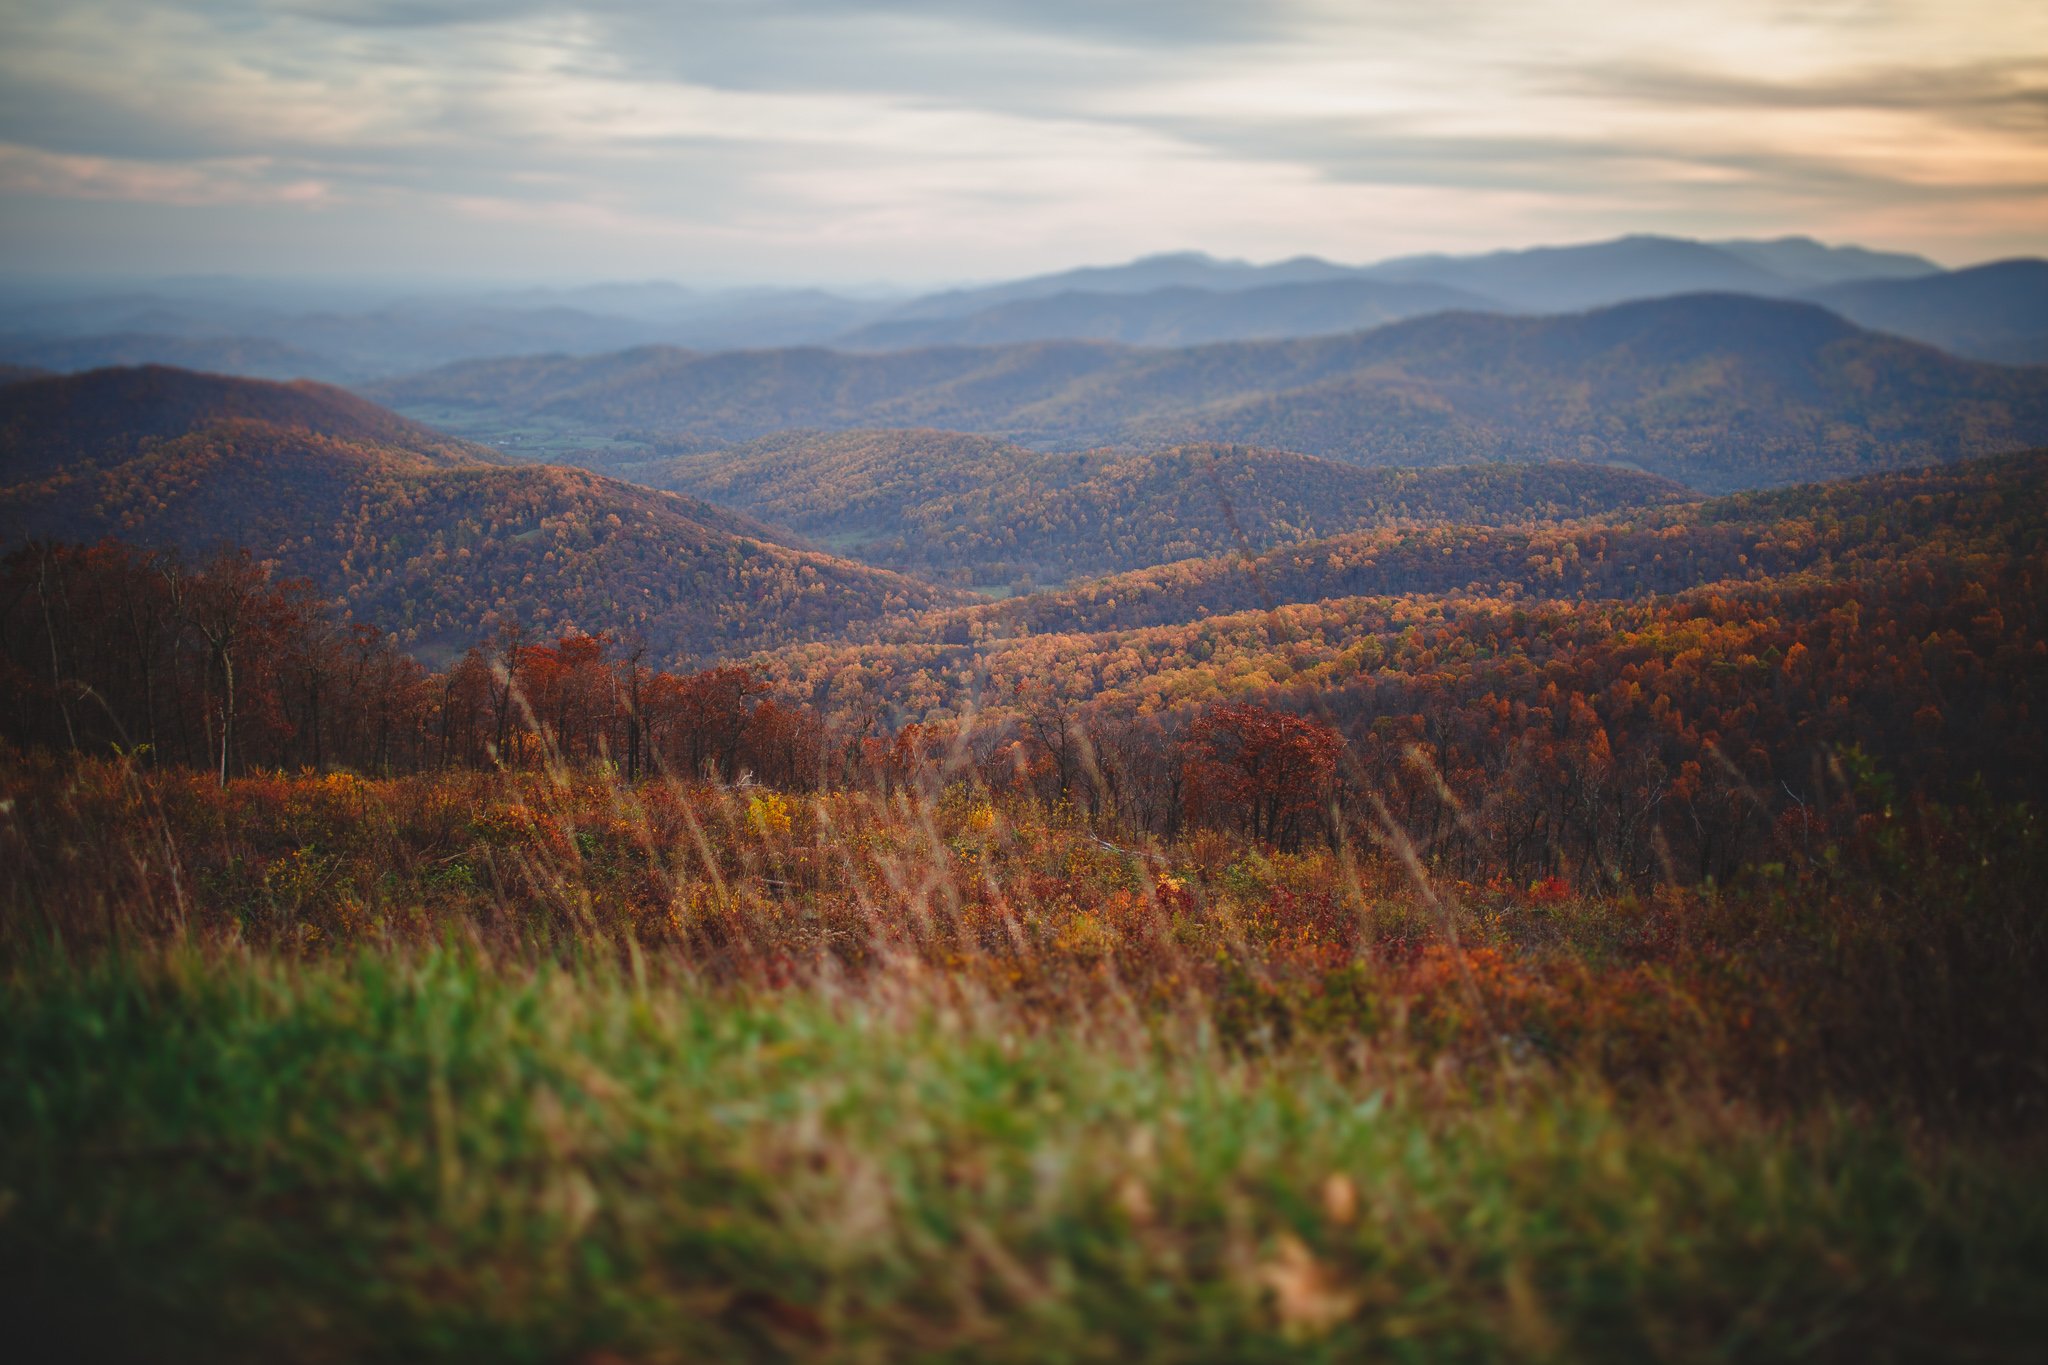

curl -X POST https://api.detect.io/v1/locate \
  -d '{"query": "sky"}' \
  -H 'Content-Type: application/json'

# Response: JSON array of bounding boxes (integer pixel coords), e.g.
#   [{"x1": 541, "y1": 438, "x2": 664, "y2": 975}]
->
[{"x1": 0, "y1": 0, "x2": 2043, "y2": 286}]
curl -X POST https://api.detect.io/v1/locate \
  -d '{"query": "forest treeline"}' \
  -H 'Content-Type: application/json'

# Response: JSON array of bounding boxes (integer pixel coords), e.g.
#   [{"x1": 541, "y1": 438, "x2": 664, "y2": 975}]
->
[
  {"x1": 5, "y1": 367, "x2": 2042, "y2": 891},
  {"x1": 0, "y1": 542, "x2": 833, "y2": 789}
]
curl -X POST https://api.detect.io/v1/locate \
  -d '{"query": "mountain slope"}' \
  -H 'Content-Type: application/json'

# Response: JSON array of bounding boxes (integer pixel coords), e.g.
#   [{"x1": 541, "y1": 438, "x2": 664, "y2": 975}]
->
[
  {"x1": 0, "y1": 334, "x2": 343, "y2": 385},
  {"x1": 1115, "y1": 294, "x2": 2048, "y2": 490},
  {"x1": 1712, "y1": 236, "x2": 1939, "y2": 286},
  {"x1": 0, "y1": 365, "x2": 504, "y2": 483},
  {"x1": 0, "y1": 368, "x2": 966, "y2": 663},
  {"x1": 375, "y1": 295, "x2": 2048, "y2": 492},
  {"x1": 746, "y1": 450, "x2": 2048, "y2": 720},
  {"x1": 1359, "y1": 235, "x2": 1787, "y2": 311},
  {"x1": 882, "y1": 251, "x2": 1361, "y2": 322},
  {"x1": 956, "y1": 447, "x2": 2048, "y2": 639},
  {"x1": 1358, "y1": 234, "x2": 1940, "y2": 310},
  {"x1": 1805, "y1": 260, "x2": 2048, "y2": 364},
  {"x1": 836, "y1": 279, "x2": 1494, "y2": 351},
  {"x1": 645, "y1": 429, "x2": 1689, "y2": 587}
]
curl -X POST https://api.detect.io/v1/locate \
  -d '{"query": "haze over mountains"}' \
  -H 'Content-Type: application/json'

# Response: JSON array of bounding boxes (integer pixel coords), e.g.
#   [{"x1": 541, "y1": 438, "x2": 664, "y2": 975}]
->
[
  {"x1": 1807, "y1": 262, "x2": 2048, "y2": 366},
  {"x1": 5, "y1": 234, "x2": 2041, "y2": 386},
  {"x1": 4, "y1": 231, "x2": 2043, "y2": 672},
  {"x1": 375, "y1": 294, "x2": 2048, "y2": 493}
]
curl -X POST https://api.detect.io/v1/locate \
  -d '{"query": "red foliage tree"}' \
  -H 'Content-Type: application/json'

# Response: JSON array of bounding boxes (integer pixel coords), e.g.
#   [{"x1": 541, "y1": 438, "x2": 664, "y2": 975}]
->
[{"x1": 1184, "y1": 702, "x2": 1344, "y2": 850}]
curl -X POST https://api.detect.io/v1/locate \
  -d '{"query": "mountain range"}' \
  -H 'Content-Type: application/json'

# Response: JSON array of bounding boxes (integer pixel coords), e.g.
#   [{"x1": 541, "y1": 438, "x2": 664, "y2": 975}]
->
[
  {"x1": 5, "y1": 357, "x2": 2044, "y2": 701},
  {"x1": 842, "y1": 243, "x2": 2043, "y2": 358},
  {"x1": 372, "y1": 293, "x2": 2048, "y2": 493},
  {"x1": 5, "y1": 235, "x2": 2040, "y2": 384}
]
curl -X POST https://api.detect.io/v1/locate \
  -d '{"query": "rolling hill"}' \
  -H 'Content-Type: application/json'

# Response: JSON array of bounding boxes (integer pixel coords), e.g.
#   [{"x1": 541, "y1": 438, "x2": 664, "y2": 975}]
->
[
  {"x1": 874, "y1": 236, "x2": 1938, "y2": 324},
  {"x1": 0, "y1": 367, "x2": 965, "y2": 663},
  {"x1": 373, "y1": 294, "x2": 2048, "y2": 492},
  {"x1": 644, "y1": 429, "x2": 1688, "y2": 587},
  {"x1": 1805, "y1": 260, "x2": 2048, "y2": 364},
  {"x1": 0, "y1": 365, "x2": 505, "y2": 483},
  {"x1": 747, "y1": 449, "x2": 2048, "y2": 721},
  {"x1": 826, "y1": 239, "x2": 1985, "y2": 356},
  {"x1": 928, "y1": 447, "x2": 2048, "y2": 642}
]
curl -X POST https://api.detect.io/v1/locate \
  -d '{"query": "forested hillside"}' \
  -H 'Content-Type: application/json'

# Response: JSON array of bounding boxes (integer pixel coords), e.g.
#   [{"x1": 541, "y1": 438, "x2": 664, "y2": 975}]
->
[
  {"x1": 749, "y1": 450, "x2": 2048, "y2": 714},
  {"x1": 0, "y1": 364, "x2": 503, "y2": 481},
  {"x1": 830, "y1": 450, "x2": 2045, "y2": 642},
  {"x1": 373, "y1": 295, "x2": 2048, "y2": 491},
  {"x1": 0, "y1": 369, "x2": 965, "y2": 662},
  {"x1": 730, "y1": 452, "x2": 2046, "y2": 882},
  {"x1": 12, "y1": 449, "x2": 2036, "y2": 893},
  {"x1": 647, "y1": 429, "x2": 1688, "y2": 586}
]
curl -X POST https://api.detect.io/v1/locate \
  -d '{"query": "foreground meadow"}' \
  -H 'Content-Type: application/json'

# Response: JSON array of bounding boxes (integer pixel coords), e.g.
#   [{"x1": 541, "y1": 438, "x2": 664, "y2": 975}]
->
[{"x1": 3, "y1": 752, "x2": 2045, "y2": 1362}]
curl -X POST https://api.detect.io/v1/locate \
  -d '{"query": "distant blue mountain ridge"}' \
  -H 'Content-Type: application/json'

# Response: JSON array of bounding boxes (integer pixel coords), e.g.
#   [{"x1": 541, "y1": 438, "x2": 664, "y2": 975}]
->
[{"x1": 1, "y1": 235, "x2": 2039, "y2": 383}]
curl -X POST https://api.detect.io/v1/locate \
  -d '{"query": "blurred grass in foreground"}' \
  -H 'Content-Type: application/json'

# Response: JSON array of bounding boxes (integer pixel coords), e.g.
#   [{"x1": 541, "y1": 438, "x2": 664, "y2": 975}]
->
[
  {"x1": 3, "y1": 748, "x2": 2046, "y2": 1360},
  {"x1": 3, "y1": 945, "x2": 2045, "y2": 1364}
]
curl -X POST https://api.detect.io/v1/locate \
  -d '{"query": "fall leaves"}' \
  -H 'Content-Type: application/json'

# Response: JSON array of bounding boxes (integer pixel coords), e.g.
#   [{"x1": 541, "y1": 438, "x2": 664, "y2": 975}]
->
[{"x1": 1184, "y1": 702, "x2": 1344, "y2": 851}]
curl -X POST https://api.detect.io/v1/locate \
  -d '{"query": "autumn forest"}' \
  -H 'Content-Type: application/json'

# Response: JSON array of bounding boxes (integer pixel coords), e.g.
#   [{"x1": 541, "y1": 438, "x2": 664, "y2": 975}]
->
[{"x1": 4, "y1": 245, "x2": 2048, "y2": 1362}]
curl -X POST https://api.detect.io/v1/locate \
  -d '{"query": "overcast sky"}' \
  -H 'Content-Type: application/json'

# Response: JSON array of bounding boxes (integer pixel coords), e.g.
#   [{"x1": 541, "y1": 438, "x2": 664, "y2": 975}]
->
[{"x1": 1, "y1": 0, "x2": 2043, "y2": 285}]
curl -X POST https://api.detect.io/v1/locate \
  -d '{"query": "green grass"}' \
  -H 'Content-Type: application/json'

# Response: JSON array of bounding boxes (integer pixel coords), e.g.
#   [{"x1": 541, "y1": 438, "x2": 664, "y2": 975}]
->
[{"x1": 4, "y1": 946, "x2": 2043, "y2": 1363}]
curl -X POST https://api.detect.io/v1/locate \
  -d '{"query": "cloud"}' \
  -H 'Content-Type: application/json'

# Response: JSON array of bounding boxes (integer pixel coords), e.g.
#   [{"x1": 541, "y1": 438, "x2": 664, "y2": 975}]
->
[
  {"x1": 0, "y1": 144, "x2": 332, "y2": 206},
  {"x1": 0, "y1": 0, "x2": 2042, "y2": 279}
]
